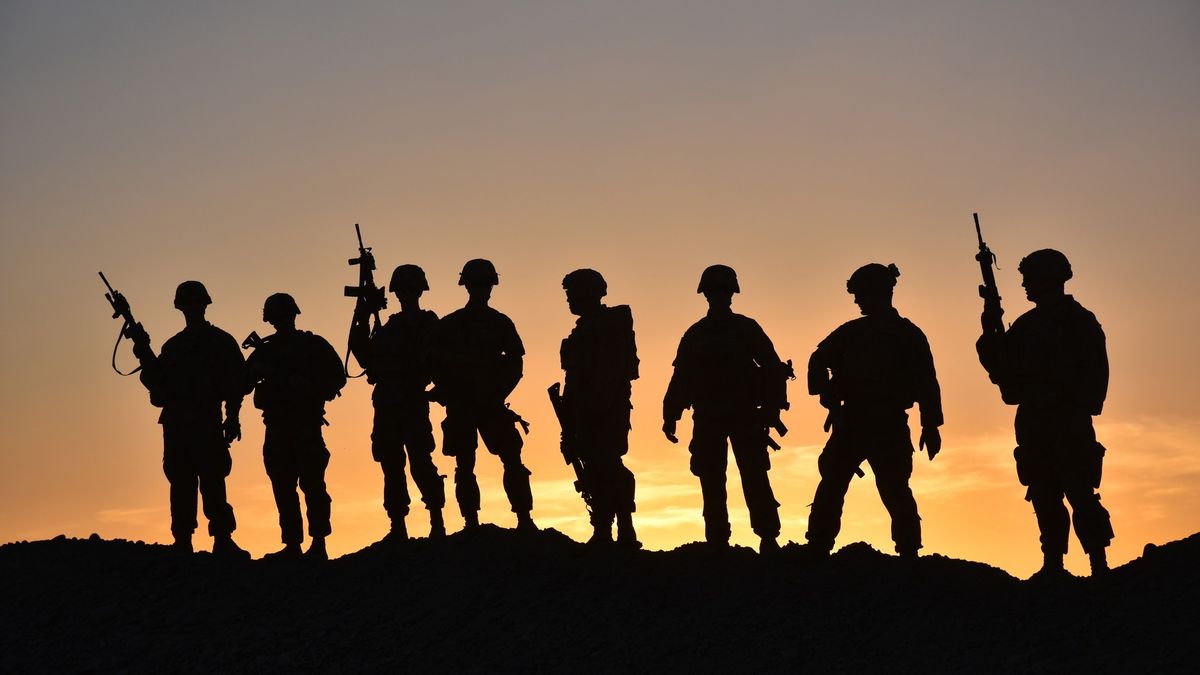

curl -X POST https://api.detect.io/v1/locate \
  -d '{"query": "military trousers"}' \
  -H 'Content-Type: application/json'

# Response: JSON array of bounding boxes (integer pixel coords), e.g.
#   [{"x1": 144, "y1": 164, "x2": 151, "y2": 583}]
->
[
  {"x1": 806, "y1": 408, "x2": 921, "y2": 554},
  {"x1": 688, "y1": 409, "x2": 780, "y2": 542},
  {"x1": 442, "y1": 403, "x2": 533, "y2": 516},
  {"x1": 1014, "y1": 405, "x2": 1113, "y2": 555},
  {"x1": 263, "y1": 417, "x2": 332, "y2": 545},
  {"x1": 371, "y1": 398, "x2": 445, "y2": 522},
  {"x1": 162, "y1": 420, "x2": 237, "y2": 539},
  {"x1": 572, "y1": 402, "x2": 636, "y2": 523}
]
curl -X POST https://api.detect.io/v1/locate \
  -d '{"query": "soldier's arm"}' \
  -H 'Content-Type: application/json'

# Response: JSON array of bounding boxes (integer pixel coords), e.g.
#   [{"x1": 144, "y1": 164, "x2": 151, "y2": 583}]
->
[
  {"x1": 912, "y1": 326, "x2": 944, "y2": 429},
  {"x1": 498, "y1": 318, "x2": 525, "y2": 400},
  {"x1": 221, "y1": 334, "x2": 249, "y2": 414},
  {"x1": 618, "y1": 305, "x2": 640, "y2": 381},
  {"x1": 662, "y1": 329, "x2": 696, "y2": 423},
  {"x1": 807, "y1": 329, "x2": 841, "y2": 407},
  {"x1": 1074, "y1": 313, "x2": 1109, "y2": 416},
  {"x1": 137, "y1": 340, "x2": 168, "y2": 406},
  {"x1": 347, "y1": 316, "x2": 374, "y2": 371},
  {"x1": 748, "y1": 319, "x2": 790, "y2": 410},
  {"x1": 315, "y1": 335, "x2": 349, "y2": 401}
]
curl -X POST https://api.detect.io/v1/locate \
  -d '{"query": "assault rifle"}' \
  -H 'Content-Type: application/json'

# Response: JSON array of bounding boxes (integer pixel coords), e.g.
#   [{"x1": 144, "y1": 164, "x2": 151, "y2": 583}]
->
[
  {"x1": 99, "y1": 271, "x2": 153, "y2": 375},
  {"x1": 974, "y1": 213, "x2": 1005, "y2": 335},
  {"x1": 345, "y1": 223, "x2": 387, "y2": 329},
  {"x1": 343, "y1": 223, "x2": 387, "y2": 377},
  {"x1": 547, "y1": 382, "x2": 595, "y2": 513}
]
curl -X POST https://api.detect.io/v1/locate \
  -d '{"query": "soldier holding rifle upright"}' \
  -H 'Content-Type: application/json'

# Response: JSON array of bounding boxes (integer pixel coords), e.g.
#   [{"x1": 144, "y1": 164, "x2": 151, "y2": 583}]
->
[
  {"x1": 349, "y1": 262, "x2": 447, "y2": 542},
  {"x1": 551, "y1": 269, "x2": 641, "y2": 548},
  {"x1": 100, "y1": 275, "x2": 250, "y2": 558},
  {"x1": 973, "y1": 214, "x2": 1114, "y2": 578}
]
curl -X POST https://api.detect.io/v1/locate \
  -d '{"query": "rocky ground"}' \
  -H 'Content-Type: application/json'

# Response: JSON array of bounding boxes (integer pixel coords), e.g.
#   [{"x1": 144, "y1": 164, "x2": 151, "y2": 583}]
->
[{"x1": 1, "y1": 528, "x2": 1196, "y2": 673}]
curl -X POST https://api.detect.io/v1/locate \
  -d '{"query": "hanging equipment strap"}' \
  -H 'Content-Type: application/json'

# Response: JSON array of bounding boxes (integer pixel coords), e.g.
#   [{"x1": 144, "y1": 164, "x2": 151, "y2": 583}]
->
[{"x1": 110, "y1": 321, "x2": 143, "y2": 376}]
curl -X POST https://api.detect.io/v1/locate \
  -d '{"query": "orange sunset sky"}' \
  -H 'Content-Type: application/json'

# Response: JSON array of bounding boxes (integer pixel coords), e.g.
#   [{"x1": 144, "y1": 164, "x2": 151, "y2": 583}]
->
[{"x1": 1, "y1": 2, "x2": 1198, "y2": 577}]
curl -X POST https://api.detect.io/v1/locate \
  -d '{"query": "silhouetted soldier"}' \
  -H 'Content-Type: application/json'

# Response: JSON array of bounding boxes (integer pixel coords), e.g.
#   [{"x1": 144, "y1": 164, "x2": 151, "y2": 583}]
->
[
  {"x1": 803, "y1": 264, "x2": 943, "y2": 559},
  {"x1": 246, "y1": 294, "x2": 346, "y2": 560},
  {"x1": 663, "y1": 265, "x2": 790, "y2": 553},
  {"x1": 131, "y1": 281, "x2": 250, "y2": 558},
  {"x1": 976, "y1": 250, "x2": 1113, "y2": 578},
  {"x1": 348, "y1": 265, "x2": 447, "y2": 542},
  {"x1": 559, "y1": 269, "x2": 640, "y2": 547},
  {"x1": 432, "y1": 259, "x2": 535, "y2": 532}
]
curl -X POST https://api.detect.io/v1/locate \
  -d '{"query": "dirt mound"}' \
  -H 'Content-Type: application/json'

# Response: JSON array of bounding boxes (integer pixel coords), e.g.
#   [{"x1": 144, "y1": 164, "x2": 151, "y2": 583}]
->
[{"x1": 1, "y1": 529, "x2": 1196, "y2": 672}]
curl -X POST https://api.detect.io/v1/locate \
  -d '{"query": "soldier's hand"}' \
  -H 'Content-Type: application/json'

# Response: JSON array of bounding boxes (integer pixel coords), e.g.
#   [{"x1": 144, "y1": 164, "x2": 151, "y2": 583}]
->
[
  {"x1": 662, "y1": 419, "x2": 678, "y2": 444},
  {"x1": 919, "y1": 427, "x2": 941, "y2": 460},
  {"x1": 223, "y1": 417, "x2": 242, "y2": 444}
]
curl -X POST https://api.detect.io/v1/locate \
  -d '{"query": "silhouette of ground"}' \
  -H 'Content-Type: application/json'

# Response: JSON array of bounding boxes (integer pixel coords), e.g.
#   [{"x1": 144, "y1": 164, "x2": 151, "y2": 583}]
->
[{"x1": 1, "y1": 529, "x2": 1196, "y2": 672}]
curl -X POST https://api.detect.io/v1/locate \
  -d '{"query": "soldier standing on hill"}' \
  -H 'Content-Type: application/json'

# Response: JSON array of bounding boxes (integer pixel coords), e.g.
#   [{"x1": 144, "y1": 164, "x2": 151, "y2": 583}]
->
[
  {"x1": 131, "y1": 281, "x2": 250, "y2": 558},
  {"x1": 246, "y1": 293, "x2": 346, "y2": 560},
  {"x1": 348, "y1": 265, "x2": 447, "y2": 542},
  {"x1": 976, "y1": 249, "x2": 1114, "y2": 578},
  {"x1": 663, "y1": 265, "x2": 791, "y2": 554},
  {"x1": 432, "y1": 259, "x2": 536, "y2": 532},
  {"x1": 557, "y1": 269, "x2": 641, "y2": 548},
  {"x1": 803, "y1": 264, "x2": 943, "y2": 559}
]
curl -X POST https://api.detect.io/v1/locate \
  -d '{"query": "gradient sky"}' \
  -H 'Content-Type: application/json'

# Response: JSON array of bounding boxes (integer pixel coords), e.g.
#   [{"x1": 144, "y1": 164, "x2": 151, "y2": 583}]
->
[{"x1": 2, "y1": 1, "x2": 1198, "y2": 577}]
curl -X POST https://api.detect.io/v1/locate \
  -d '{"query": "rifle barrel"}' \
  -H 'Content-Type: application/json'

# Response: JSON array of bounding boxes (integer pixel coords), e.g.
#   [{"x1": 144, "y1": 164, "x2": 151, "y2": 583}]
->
[
  {"x1": 98, "y1": 271, "x2": 116, "y2": 294},
  {"x1": 973, "y1": 213, "x2": 983, "y2": 247},
  {"x1": 354, "y1": 223, "x2": 364, "y2": 249}
]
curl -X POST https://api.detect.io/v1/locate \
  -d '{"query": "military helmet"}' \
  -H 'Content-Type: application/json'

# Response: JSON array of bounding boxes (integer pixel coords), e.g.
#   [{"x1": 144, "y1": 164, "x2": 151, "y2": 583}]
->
[
  {"x1": 846, "y1": 263, "x2": 900, "y2": 294},
  {"x1": 697, "y1": 265, "x2": 740, "y2": 294},
  {"x1": 173, "y1": 280, "x2": 212, "y2": 308},
  {"x1": 263, "y1": 293, "x2": 301, "y2": 321},
  {"x1": 458, "y1": 258, "x2": 499, "y2": 286},
  {"x1": 1018, "y1": 249, "x2": 1072, "y2": 283},
  {"x1": 562, "y1": 268, "x2": 607, "y2": 297},
  {"x1": 389, "y1": 264, "x2": 430, "y2": 293}
]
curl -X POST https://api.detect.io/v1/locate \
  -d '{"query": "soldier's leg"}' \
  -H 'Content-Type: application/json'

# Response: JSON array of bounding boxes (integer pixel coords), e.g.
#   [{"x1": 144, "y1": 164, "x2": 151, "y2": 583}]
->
[
  {"x1": 479, "y1": 412, "x2": 533, "y2": 515},
  {"x1": 372, "y1": 407, "x2": 412, "y2": 524},
  {"x1": 296, "y1": 424, "x2": 333, "y2": 542},
  {"x1": 263, "y1": 424, "x2": 304, "y2": 545},
  {"x1": 867, "y1": 448, "x2": 921, "y2": 555},
  {"x1": 195, "y1": 425, "x2": 237, "y2": 538},
  {"x1": 729, "y1": 425, "x2": 780, "y2": 540},
  {"x1": 805, "y1": 428, "x2": 861, "y2": 551},
  {"x1": 404, "y1": 405, "x2": 446, "y2": 513},
  {"x1": 441, "y1": 409, "x2": 481, "y2": 521},
  {"x1": 1027, "y1": 483, "x2": 1071, "y2": 557},
  {"x1": 162, "y1": 425, "x2": 199, "y2": 544},
  {"x1": 689, "y1": 415, "x2": 731, "y2": 545},
  {"x1": 1065, "y1": 439, "x2": 1113, "y2": 557}
]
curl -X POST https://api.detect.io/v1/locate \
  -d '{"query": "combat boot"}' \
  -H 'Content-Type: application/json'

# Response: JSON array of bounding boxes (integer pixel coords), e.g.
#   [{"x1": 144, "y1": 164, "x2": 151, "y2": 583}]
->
[
  {"x1": 1029, "y1": 552, "x2": 1072, "y2": 582},
  {"x1": 759, "y1": 536, "x2": 781, "y2": 556},
  {"x1": 1088, "y1": 549, "x2": 1109, "y2": 577},
  {"x1": 263, "y1": 543, "x2": 302, "y2": 561},
  {"x1": 428, "y1": 509, "x2": 446, "y2": 539},
  {"x1": 212, "y1": 534, "x2": 251, "y2": 560},
  {"x1": 615, "y1": 513, "x2": 642, "y2": 550},
  {"x1": 896, "y1": 546, "x2": 920, "y2": 560},
  {"x1": 588, "y1": 521, "x2": 613, "y2": 546},
  {"x1": 171, "y1": 534, "x2": 193, "y2": 555},
  {"x1": 305, "y1": 537, "x2": 328, "y2": 562},
  {"x1": 794, "y1": 542, "x2": 831, "y2": 563},
  {"x1": 384, "y1": 518, "x2": 408, "y2": 544},
  {"x1": 516, "y1": 511, "x2": 538, "y2": 533},
  {"x1": 462, "y1": 511, "x2": 480, "y2": 531}
]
